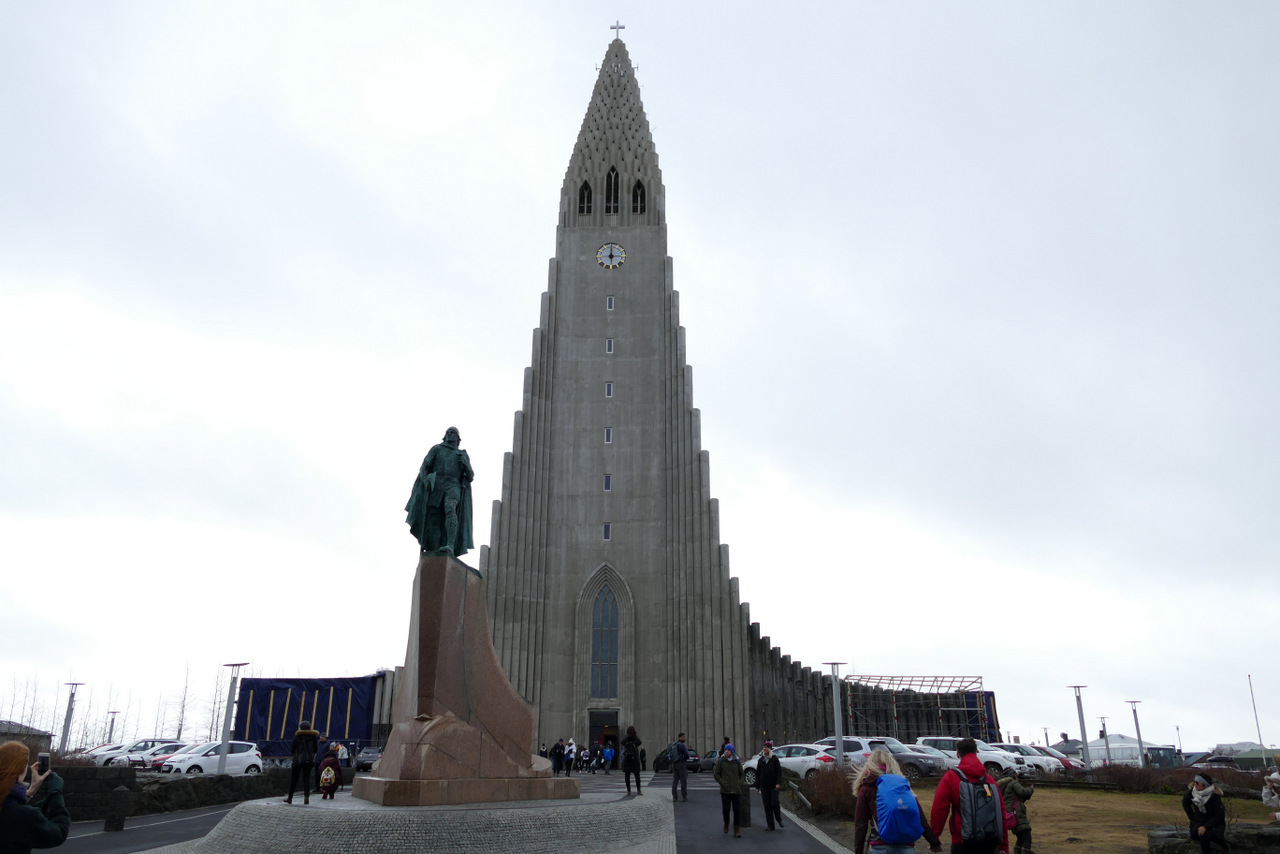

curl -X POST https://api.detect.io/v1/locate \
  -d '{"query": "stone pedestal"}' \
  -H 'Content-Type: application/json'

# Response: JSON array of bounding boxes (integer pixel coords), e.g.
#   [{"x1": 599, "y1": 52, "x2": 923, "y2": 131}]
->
[{"x1": 353, "y1": 555, "x2": 578, "y2": 805}]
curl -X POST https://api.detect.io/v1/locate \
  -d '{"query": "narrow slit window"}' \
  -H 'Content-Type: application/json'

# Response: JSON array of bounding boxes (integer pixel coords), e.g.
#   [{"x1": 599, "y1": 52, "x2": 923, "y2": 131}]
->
[
  {"x1": 604, "y1": 167, "x2": 619, "y2": 215},
  {"x1": 605, "y1": 338, "x2": 614, "y2": 354},
  {"x1": 602, "y1": 523, "x2": 612, "y2": 541},
  {"x1": 604, "y1": 427, "x2": 613, "y2": 444},
  {"x1": 604, "y1": 382, "x2": 613, "y2": 398},
  {"x1": 606, "y1": 295, "x2": 614, "y2": 311},
  {"x1": 578, "y1": 181, "x2": 593, "y2": 215},
  {"x1": 632, "y1": 180, "x2": 646, "y2": 214},
  {"x1": 603, "y1": 474, "x2": 612, "y2": 491}
]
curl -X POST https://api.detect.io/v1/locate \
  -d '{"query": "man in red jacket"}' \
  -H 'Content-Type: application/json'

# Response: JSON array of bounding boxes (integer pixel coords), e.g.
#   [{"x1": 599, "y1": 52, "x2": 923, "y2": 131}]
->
[{"x1": 930, "y1": 738, "x2": 1009, "y2": 854}]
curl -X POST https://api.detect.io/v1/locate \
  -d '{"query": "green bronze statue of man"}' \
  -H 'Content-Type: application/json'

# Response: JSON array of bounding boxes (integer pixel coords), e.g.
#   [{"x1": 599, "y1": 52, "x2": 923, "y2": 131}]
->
[{"x1": 405, "y1": 426, "x2": 474, "y2": 557}]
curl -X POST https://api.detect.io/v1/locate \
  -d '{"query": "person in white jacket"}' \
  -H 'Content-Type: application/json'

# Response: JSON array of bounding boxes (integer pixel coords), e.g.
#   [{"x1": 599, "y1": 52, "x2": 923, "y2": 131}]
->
[{"x1": 1263, "y1": 772, "x2": 1280, "y2": 820}]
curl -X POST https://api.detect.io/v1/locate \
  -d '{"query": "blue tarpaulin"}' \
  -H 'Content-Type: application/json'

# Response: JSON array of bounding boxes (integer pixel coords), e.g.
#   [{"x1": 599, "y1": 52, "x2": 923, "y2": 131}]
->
[{"x1": 234, "y1": 675, "x2": 381, "y2": 756}]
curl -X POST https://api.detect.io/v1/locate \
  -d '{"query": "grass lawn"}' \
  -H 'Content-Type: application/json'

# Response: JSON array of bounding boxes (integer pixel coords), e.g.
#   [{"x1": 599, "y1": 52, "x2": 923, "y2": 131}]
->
[{"x1": 802, "y1": 785, "x2": 1276, "y2": 853}]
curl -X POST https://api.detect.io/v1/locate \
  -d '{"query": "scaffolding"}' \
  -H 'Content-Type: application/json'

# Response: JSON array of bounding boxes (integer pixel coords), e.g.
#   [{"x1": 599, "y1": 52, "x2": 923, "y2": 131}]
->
[{"x1": 840, "y1": 675, "x2": 1000, "y2": 743}]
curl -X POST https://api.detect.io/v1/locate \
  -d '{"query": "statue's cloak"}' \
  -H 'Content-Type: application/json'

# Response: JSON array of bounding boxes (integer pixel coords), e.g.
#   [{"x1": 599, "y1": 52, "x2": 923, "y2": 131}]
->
[{"x1": 404, "y1": 448, "x2": 474, "y2": 557}]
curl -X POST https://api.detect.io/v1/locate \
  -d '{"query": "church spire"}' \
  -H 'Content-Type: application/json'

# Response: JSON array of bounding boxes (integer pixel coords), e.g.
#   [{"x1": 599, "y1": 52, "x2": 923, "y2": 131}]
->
[{"x1": 561, "y1": 39, "x2": 664, "y2": 228}]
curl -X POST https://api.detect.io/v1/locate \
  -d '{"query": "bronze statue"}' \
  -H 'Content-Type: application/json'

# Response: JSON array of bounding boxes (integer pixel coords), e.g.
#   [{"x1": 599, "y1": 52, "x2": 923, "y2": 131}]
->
[{"x1": 405, "y1": 426, "x2": 474, "y2": 557}]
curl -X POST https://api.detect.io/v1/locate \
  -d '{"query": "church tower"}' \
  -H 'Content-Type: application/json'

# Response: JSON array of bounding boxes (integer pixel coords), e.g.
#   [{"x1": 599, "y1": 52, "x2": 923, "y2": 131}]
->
[{"x1": 480, "y1": 38, "x2": 753, "y2": 752}]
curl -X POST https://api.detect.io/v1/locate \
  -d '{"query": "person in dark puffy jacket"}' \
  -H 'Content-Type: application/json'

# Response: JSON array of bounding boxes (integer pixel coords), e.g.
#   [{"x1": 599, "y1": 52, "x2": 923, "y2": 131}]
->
[
  {"x1": 621, "y1": 727, "x2": 643, "y2": 795},
  {"x1": 317, "y1": 748, "x2": 342, "y2": 800},
  {"x1": 713, "y1": 743, "x2": 745, "y2": 838},
  {"x1": 754, "y1": 741, "x2": 785, "y2": 831},
  {"x1": 285, "y1": 721, "x2": 320, "y2": 805},
  {"x1": 996, "y1": 770, "x2": 1034, "y2": 854},
  {"x1": 0, "y1": 741, "x2": 70, "y2": 854},
  {"x1": 1182, "y1": 774, "x2": 1230, "y2": 853}
]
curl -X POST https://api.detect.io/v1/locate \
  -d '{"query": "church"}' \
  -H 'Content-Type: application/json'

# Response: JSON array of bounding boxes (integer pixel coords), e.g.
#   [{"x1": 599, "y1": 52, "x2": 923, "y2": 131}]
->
[{"x1": 479, "y1": 36, "x2": 832, "y2": 754}]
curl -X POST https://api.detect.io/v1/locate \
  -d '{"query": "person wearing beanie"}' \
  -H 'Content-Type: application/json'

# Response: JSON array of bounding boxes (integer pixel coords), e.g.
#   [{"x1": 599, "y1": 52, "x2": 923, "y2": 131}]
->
[
  {"x1": 754, "y1": 741, "x2": 786, "y2": 831},
  {"x1": 1262, "y1": 772, "x2": 1280, "y2": 821},
  {"x1": 1182, "y1": 773, "x2": 1230, "y2": 853},
  {"x1": 0, "y1": 741, "x2": 71, "y2": 853},
  {"x1": 713, "y1": 742, "x2": 745, "y2": 837},
  {"x1": 285, "y1": 721, "x2": 320, "y2": 805}
]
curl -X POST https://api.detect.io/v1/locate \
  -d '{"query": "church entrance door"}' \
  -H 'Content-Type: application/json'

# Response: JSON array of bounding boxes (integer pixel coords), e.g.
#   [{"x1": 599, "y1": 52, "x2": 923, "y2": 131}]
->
[{"x1": 589, "y1": 709, "x2": 619, "y2": 770}]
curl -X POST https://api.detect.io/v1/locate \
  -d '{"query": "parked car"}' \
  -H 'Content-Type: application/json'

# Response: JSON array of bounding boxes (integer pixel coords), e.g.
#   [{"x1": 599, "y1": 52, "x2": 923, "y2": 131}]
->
[
  {"x1": 990, "y1": 743, "x2": 1060, "y2": 775},
  {"x1": 653, "y1": 743, "x2": 711, "y2": 773},
  {"x1": 161, "y1": 741, "x2": 263, "y2": 775},
  {"x1": 96, "y1": 738, "x2": 183, "y2": 767},
  {"x1": 356, "y1": 747, "x2": 382, "y2": 772},
  {"x1": 812, "y1": 735, "x2": 946, "y2": 778},
  {"x1": 907, "y1": 743, "x2": 961, "y2": 771},
  {"x1": 1030, "y1": 745, "x2": 1083, "y2": 771},
  {"x1": 915, "y1": 737, "x2": 1027, "y2": 776},
  {"x1": 151, "y1": 744, "x2": 202, "y2": 770},
  {"x1": 111, "y1": 742, "x2": 188, "y2": 768},
  {"x1": 1191, "y1": 755, "x2": 1240, "y2": 770},
  {"x1": 68, "y1": 744, "x2": 123, "y2": 762},
  {"x1": 743, "y1": 743, "x2": 837, "y2": 786}
]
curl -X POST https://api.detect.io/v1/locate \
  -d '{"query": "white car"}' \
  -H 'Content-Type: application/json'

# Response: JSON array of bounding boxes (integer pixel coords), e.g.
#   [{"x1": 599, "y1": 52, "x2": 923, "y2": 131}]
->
[
  {"x1": 907, "y1": 743, "x2": 961, "y2": 771},
  {"x1": 96, "y1": 738, "x2": 183, "y2": 766},
  {"x1": 69, "y1": 744, "x2": 123, "y2": 763},
  {"x1": 814, "y1": 736, "x2": 949, "y2": 778},
  {"x1": 915, "y1": 736, "x2": 1027, "y2": 776},
  {"x1": 742, "y1": 743, "x2": 838, "y2": 786},
  {"x1": 110, "y1": 742, "x2": 187, "y2": 768},
  {"x1": 990, "y1": 743, "x2": 1059, "y2": 775},
  {"x1": 161, "y1": 741, "x2": 263, "y2": 775}
]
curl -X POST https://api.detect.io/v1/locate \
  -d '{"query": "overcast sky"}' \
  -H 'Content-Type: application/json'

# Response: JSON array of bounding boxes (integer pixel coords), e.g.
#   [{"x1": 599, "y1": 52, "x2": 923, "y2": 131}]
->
[{"x1": 2, "y1": 1, "x2": 1277, "y2": 755}]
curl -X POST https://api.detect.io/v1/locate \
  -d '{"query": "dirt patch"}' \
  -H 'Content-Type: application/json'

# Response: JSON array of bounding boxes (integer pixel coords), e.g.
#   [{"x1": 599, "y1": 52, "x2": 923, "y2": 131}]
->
[{"x1": 795, "y1": 785, "x2": 1277, "y2": 853}]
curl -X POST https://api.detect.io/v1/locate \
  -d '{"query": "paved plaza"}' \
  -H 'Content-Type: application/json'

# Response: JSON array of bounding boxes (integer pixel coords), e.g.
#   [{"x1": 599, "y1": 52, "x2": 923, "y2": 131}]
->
[{"x1": 134, "y1": 772, "x2": 845, "y2": 854}]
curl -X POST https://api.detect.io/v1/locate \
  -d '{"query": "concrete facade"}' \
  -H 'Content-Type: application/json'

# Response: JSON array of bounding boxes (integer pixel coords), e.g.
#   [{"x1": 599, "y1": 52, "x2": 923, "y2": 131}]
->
[{"x1": 480, "y1": 39, "x2": 820, "y2": 754}]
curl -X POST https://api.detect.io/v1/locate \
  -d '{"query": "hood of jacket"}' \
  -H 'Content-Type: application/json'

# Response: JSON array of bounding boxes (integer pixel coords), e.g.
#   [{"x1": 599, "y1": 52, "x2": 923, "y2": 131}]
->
[
  {"x1": 295, "y1": 728, "x2": 319, "y2": 737},
  {"x1": 958, "y1": 752, "x2": 988, "y2": 780}
]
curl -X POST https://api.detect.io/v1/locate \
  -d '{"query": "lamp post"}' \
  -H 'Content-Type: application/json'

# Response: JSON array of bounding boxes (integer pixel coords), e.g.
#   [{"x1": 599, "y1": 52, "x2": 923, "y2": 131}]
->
[
  {"x1": 216, "y1": 663, "x2": 249, "y2": 774},
  {"x1": 1249, "y1": 675, "x2": 1265, "y2": 752},
  {"x1": 823, "y1": 662, "x2": 847, "y2": 770},
  {"x1": 1176, "y1": 725, "x2": 1183, "y2": 754},
  {"x1": 1043, "y1": 727, "x2": 1050, "y2": 746},
  {"x1": 1126, "y1": 701, "x2": 1146, "y2": 767},
  {"x1": 107, "y1": 711, "x2": 120, "y2": 743},
  {"x1": 1099, "y1": 717, "x2": 1113, "y2": 766},
  {"x1": 1069, "y1": 686, "x2": 1092, "y2": 770},
  {"x1": 57, "y1": 683, "x2": 84, "y2": 755}
]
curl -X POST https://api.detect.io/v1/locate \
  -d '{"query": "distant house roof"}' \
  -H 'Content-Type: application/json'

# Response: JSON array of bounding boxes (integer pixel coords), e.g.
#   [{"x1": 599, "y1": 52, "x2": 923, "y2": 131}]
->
[{"x1": 0, "y1": 720, "x2": 53, "y2": 738}]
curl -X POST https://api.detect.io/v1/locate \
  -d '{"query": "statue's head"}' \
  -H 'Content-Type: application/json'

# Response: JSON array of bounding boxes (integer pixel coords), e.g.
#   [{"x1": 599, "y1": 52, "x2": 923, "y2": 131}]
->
[{"x1": 443, "y1": 426, "x2": 460, "y2": 446}]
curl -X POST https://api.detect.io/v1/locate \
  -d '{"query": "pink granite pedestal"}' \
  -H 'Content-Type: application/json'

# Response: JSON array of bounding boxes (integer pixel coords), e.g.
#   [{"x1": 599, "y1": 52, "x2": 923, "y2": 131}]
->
[{"x1": 353, "y1": 555, "x2": 578, "y2": 806}]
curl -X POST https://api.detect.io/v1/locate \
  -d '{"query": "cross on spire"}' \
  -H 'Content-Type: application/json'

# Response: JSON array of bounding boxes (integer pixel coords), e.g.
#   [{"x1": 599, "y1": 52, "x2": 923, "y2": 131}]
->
[{"x1": 610, "y1": 20, "x2": 625, "y2": 39}]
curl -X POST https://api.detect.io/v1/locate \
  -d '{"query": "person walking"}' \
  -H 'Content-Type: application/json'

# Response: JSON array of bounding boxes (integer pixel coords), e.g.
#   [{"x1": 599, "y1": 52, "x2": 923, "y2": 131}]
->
[
  {"x1": 930, "y1": 738, "x2": 1008, "y2": 854},
  {"x1": 621, "y1": 726, "x2": 643, "y2": 795},
  {"x1": 853, "y1": 748, "x2": 941, "y2": 854},
  {"x1": 754, "y1": 741, "x2": 786, "y2": 831},
  {"x1": 285, "y1": 721, "x2": 320, "y2": 805},
  {"x1": 550, "y1": 739, "x2": 565, "y2": 775},
  {"x1": 996, "y1": 769, "x2": 1034, "y2": 854},
  {"x1": 317, "y1": 747, "x2": 343, "y2": 800},
  {"x1": 564, "y1": 739, "x2": 576, "y2": 777},
  {"x1": 714, "y1": 742, "x2": 745, "y2": 838},
  {"x1": 1183, "y1": 773, "x2": 1230, "y2": 853},
  {"x1": 0, "y1": 741, "x2": 70, "y2": 853},
  {"x1": 603, "y1": 742, "x2": 614, "y2": 774},
  {"x1": 312, "y1": 732, "x2": 330, "y2": 793},
  {"x1": 671, "y1": 733, "x2": 691, "y2": 802}
]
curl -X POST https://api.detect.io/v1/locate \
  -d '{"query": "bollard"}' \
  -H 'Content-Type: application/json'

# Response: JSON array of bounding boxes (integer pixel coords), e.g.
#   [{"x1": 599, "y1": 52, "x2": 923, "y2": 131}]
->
[
  {"x1": 103, "y1": 785, "x2": 130, "y2": 832},
  {"x1": 739, "y1": 785, "x2": 753, "y2": 828}
]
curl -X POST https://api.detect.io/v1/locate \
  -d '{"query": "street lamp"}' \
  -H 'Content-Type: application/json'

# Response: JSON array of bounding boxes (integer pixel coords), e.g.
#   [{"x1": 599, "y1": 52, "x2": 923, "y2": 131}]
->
[
  {"x1": 57, "y1": 683, "x2": 84, "y2": 755},
  {"x1": 216, "y1": 663, "x2": 249, "y2": 774},
  {"x1": 823, "y1": 662, "x2": 847, "y2": 770},
  {"x1": 1069, "y1": 686, "x2": 1092, "y2": 770},
  {"x1": 1126, "y1": 701, "x2": 1146, "y2": 767},
  {"x1": 1099, "y1": 717, "x2": 1113, "y2": 766},
  {"x1": 107, "y1": 711, "x2": 120, "y2": 743}
]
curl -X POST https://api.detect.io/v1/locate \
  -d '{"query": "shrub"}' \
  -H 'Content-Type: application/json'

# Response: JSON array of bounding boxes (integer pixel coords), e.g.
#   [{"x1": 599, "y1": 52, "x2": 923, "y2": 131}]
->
[{"x1": 802, "y1": 766, "x2": 857, "y2": 817}]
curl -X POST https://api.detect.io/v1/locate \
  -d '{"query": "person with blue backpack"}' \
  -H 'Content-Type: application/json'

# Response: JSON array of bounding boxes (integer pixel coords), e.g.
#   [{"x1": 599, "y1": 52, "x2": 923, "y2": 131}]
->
[
  {"x1": 853, "y1": 749, "x2": 943, "y2": 854},
  {"x1": 930, "y1": 738, "x2": 1009, "y2": 854}
]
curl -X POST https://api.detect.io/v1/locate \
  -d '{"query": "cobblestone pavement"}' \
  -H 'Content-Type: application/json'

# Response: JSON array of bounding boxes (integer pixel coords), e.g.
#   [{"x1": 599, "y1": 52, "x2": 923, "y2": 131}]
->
[{"x1": 141, "y1": 773, "x2": 846, "y2": 853}]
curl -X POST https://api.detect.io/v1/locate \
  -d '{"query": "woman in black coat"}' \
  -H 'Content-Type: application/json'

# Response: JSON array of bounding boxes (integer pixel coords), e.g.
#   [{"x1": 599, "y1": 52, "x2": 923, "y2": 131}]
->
[
  {"x1": 621, "y1": 726, "x2": 644, "y2": 795},
  {"x1": 1182, "y1": 773, "x2": 1229, "y2": 853},
  {"x1": 754, "y1": 741, "x2": 786, "y2": 830},
  {"x1": 285, "y1": 721, "x2": 320, "y2": 805}
]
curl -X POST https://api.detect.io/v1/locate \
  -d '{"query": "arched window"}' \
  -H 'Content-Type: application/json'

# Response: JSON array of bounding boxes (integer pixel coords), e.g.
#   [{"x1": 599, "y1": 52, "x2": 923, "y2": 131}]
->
[
  {"x1": 632, "y1": 180, "x2": 646, "y2": 215},
  {"x1": 590, "y1": 586, "x2": 619, "y2": 698},
  {"x1": 604, "y1": 167, "x2": 620, "y2": 215},
  {"x1": 578, "y1": 181, "x2": 593, "y2": 215}
]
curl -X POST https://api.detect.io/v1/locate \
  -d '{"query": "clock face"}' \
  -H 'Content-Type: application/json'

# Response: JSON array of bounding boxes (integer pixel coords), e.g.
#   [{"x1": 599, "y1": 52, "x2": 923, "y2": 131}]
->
[{"x1": 597, "y1": 243, "x2": 626, "y2": 269}]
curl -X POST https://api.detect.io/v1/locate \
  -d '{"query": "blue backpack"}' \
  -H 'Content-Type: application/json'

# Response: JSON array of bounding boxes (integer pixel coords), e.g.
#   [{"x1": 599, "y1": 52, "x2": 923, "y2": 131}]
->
[{"x1": 875, "y1": 773, "x2": 924, "y2": 845}]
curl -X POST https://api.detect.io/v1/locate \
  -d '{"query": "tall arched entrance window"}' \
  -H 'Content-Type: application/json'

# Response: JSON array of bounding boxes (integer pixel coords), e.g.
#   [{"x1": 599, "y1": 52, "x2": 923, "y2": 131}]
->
[{"x1": 591, "y1": 586, "x2": 618, "y2": 698}]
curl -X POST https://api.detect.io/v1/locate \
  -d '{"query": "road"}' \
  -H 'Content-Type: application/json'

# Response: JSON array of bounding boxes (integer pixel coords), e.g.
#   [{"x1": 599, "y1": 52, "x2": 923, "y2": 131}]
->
[{"x1": 62, "y1": 803, "x2": 235, "y2": 854}]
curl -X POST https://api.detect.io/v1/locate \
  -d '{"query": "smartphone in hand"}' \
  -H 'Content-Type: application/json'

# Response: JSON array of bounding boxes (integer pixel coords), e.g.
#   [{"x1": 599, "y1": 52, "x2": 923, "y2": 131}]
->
[{"x1": 36, "y1": 753, "x2": 50, "y2": 774}]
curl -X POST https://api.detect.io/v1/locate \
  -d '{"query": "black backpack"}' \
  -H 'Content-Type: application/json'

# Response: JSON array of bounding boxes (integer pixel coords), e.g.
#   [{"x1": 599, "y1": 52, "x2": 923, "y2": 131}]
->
[{"x1": 953, "y1": 768, "x2": 1002, "y2": 842}]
